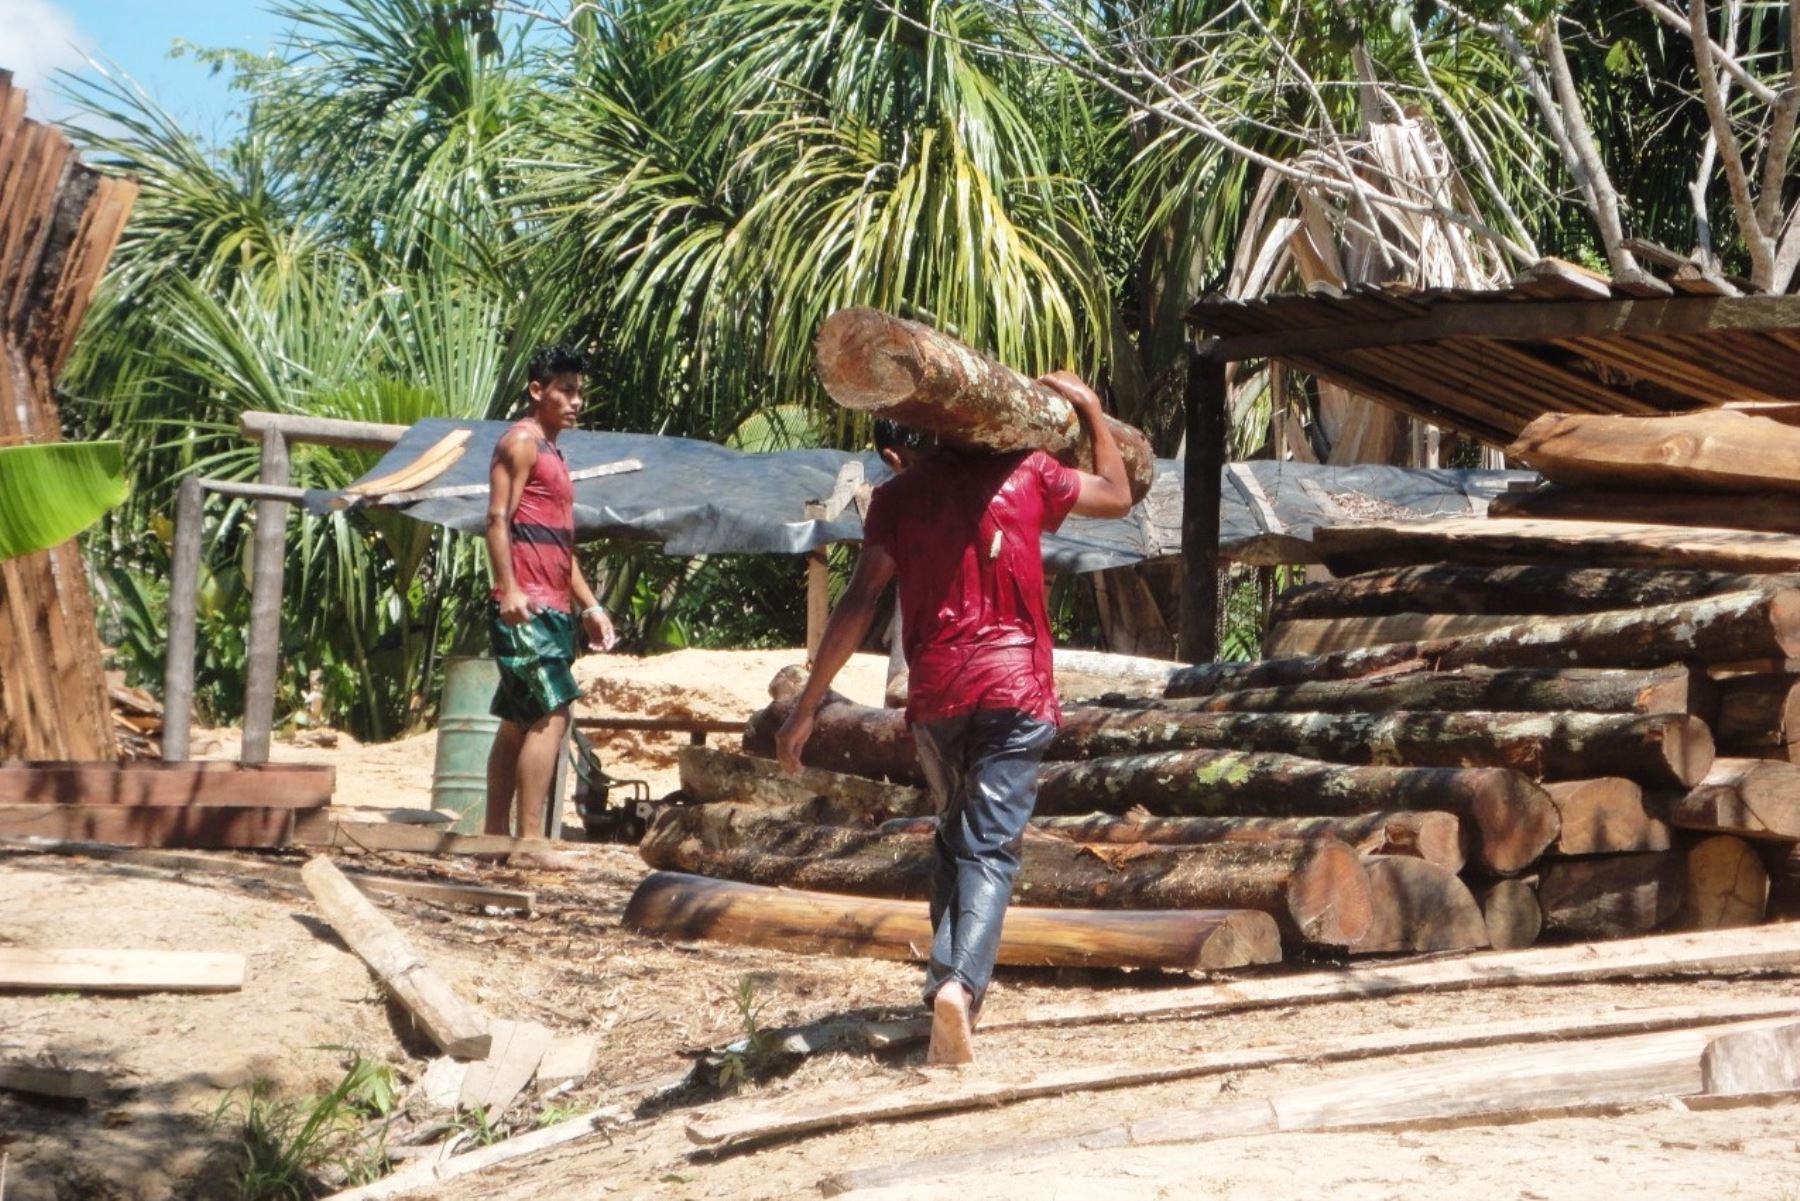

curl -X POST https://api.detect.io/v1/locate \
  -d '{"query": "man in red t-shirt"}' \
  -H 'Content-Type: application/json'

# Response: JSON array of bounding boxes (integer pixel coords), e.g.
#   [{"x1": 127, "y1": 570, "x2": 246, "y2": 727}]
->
[{"x1": 777, "y1": 372, "x2": 1133, "y2": 1065}]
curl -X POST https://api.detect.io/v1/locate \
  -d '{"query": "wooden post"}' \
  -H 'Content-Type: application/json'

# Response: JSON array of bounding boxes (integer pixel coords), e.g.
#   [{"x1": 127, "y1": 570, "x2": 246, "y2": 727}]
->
[
  {"x1": 805, "y1": 501, "x2": 829, "y2": 661},
  {"x1": 241, "y1": 431, "x2": 290, "y2": 764},
  {"x1": 1179, "y1": 341, "x2": 1226, "y2": 664},
  {"x1": 162, "y1": 476, "x2": 203, "y2": 762}
]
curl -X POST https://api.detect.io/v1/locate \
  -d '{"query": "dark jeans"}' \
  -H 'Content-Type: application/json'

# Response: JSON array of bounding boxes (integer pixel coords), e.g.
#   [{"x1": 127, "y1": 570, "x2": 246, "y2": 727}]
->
[{"x1": 912, "y1": 708, "x2": 1057, "y2": 1013}]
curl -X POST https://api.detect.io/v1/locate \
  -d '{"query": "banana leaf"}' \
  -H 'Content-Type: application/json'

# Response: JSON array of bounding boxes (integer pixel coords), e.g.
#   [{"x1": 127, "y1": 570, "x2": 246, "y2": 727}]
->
[{"x1": 0, "y1": 441, "x2": 130, "y2": 560}]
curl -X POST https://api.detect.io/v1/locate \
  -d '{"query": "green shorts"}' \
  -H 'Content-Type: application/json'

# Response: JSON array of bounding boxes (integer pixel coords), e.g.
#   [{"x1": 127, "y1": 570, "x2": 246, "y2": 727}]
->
[{"x1": 488, "y1": 601, "x2": 581, "y2": 725}]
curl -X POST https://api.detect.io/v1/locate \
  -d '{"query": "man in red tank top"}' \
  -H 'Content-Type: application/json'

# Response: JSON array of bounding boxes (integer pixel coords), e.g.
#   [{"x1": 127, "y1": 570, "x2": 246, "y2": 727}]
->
[
  {"x1": 484, "y1": 346, "x2": 616, "y2": 839},
  {"x1": 777, "y1": 371, "x2": 1133, "y2": 1066}
]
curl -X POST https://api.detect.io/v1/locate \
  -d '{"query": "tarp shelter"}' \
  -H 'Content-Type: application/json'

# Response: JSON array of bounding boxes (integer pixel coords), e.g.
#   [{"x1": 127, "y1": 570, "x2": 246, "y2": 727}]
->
[{"x1": 334, "y1": 418, "x2": 1527, "y2": 573}]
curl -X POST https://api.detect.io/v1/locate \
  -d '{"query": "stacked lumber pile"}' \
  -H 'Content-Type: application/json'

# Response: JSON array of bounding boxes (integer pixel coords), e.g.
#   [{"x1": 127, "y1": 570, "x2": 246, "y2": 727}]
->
[
  {"x1": 1236, "y1": 407, "x2": 1800, "y2": 948},
  {"x1": 0, "y1": 762, "x2": 335, "y2": 848}
]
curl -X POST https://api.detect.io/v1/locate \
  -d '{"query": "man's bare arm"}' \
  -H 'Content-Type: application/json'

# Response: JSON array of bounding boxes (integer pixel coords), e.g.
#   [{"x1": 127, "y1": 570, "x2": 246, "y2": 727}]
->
[
  {"x1": 776, "y1": 542, "x2": 897, "y2": 771},
  {"x1": 485, "y1": 432, "x2": 536, "y2": 625},
  {"x1": 1040, "y1": 371, "x2": 1133, "y2": 519}
]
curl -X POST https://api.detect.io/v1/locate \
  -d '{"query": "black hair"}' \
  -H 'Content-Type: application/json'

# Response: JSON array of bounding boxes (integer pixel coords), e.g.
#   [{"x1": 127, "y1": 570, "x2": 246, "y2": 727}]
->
[
  {"x1": 873, "y1": 418, "x2": 934, "y2": 453},
  {"x1": 528, "y1": 344, "x2": 589, "y2": 384}
]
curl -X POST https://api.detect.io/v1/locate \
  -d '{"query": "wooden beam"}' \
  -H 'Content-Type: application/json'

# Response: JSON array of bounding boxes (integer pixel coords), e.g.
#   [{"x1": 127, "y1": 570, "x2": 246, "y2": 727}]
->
[
  {"x1": 0, "y1": 947, "x2": 244, "y2": 992},
  {"x1": 1198, "y1": 293, "x2": 1800, "y2": 362},
  {"x1": 300, "y1": 856, "x2": 492, "y2": 1059},
  {"x1": 241, "y1": 430, "x2": 289, "y2": 765},
  {"x1": 689, "y1": 999, "x2": 1797, "y2": 1152},
  {"x1": 291, "y1": 818, "x2": 556, "y2": 857},
  {"x1": 822, "y1": 1013, "x2": 1800, "y2": 1195},
  {"x1": 1179, "y1": 343, "x2": 1226, "y2": 663},
  {"x1": 162, "y1": 475, "x2": 202, "y2": 761},
  {"x1": 0, "y1": 1061, "x2": 107, "y2": 1101},
  {"x1": 0, "y1": 762, "x2": 334, "y2": 807},
  {"x1": 623, "y1": 871, "x2": 1282, "y2": 971},
  {"x1": 0, "y1": 804, "x2": 304, "y2": 848},
  {"x1": 239, "y1": 409, "x2": 408, "y2": 451},
  {"x1": 1509, "y1": 410, "x2": 1800, "y2": 495}
]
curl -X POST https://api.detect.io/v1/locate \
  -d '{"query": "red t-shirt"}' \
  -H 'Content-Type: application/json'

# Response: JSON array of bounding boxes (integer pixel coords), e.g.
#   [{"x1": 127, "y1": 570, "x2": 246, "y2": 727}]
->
[
  {"x1": 862, "y1": 449, "x2": 1082, "y2": 725},
  {"x1": 492, "y1": 422, "x2": 576, "y2": 613}
]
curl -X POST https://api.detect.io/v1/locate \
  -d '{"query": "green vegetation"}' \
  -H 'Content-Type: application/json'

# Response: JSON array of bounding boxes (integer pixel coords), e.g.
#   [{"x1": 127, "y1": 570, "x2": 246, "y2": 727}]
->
[{"x1": 211, "y1": 1054, "x2": 398, "y2": 1199}]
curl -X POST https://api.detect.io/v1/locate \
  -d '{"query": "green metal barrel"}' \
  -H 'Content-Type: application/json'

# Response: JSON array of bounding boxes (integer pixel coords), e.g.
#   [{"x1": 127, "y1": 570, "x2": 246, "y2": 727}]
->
[{"x1": 432, "y1": 655, "x2": 502, "y2": 834}]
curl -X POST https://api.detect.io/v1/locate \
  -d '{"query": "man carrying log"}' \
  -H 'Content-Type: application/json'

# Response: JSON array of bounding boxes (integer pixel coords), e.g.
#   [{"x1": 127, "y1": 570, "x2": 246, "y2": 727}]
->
[
  {"x1": 485, "y1": 346, "x2": 617, "y2": 839},
  {"x1": 777, "y1": 373, "x2": 1133, "y2": 1065}
]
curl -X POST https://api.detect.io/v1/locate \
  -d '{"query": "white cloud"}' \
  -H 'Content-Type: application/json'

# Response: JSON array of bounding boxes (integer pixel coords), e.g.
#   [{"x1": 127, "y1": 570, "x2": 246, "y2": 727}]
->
[{"x1": 0, "y1": 0, "x2": 93, "y2": 111}]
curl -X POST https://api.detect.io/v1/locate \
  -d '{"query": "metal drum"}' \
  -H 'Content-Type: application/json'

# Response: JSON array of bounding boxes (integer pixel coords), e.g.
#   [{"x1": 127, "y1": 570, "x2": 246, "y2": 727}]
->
[{"x1": 431, "y1": 655, "x2": 501, "y2": 834}]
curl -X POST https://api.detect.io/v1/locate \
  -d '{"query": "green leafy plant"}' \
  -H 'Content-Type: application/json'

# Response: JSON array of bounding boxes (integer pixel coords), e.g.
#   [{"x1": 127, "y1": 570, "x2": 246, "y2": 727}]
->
[
  {"x1": 0, "y1": 442, "x2": 129, "y2": 561},
  {"x1": 211, "y1": 1055, "x2": 396, "y2": 1200},
  {"x1": 714, "y1": 975, "x2": 777, "y2": 1093}
]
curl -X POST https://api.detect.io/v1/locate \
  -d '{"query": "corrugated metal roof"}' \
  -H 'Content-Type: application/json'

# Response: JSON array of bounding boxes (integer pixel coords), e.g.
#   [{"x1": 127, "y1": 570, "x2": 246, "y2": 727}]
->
[{"x1": 1186, "y1": 266, "x2": 1800, "y2": 446}]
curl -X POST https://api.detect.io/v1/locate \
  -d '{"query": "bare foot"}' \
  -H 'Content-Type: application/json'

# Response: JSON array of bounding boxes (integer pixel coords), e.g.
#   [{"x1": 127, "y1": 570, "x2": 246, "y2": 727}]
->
[{"x1": 926, "y1": 982, "x2": 975, "y2": 1067}]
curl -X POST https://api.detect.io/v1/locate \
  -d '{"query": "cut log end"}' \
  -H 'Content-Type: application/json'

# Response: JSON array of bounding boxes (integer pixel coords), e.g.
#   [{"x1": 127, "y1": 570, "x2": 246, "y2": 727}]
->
[
  {"x1": 1678, "y1": 835, "x2": 1770, "y2": 930},
  {"x1": 1773, "y1": 590, "x2": 1800, "y2": 659},
  {"x1": 815, "y1": 307, "x2": 919, "y2": 410},
  {"x1": 1476, "y1": 878, "x2": 1542, "y2": 951},
  {"x1": 1287, "y1": 840, "x2": 1374, "y2": 948},
  {"x1": 1469, "y1": 778, "x2": 1561, "y2": 875}
]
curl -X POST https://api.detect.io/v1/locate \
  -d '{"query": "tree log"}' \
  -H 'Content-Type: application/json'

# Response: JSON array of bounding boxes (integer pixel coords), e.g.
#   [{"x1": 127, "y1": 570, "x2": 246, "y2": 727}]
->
[
  {"x1": 1046, "y1": 710, "x2": 1713, "y2": 790},
  {"x1": 1313, "y1": 516, "x2": 1800, "y2": 576},
  {"x1": 1762, "y1": 844, "x2": 1800, "y2": 922},
  {"x1": 639, "y1": 815, "x2": 1372, "y2": 947},
  {"x1": 676, "y1": 747, "x2": 928, "y2": 822},
  {"x1": 813, "y1": 307, "x2": 1155, "y2": 502},
  {"x1": 1034, "y1": 751, "x2": 1548, "y2": 874},
  {"x1": 1266, "y1": 613, "x2": 1532, "y2": 658},
  {"x1": 1186, "y1": 664, "x2": 1711, "y2": 722},
  {"x1": 1715, "y1": 674, "x2": 1800, "y2": 747},
  {"x1": 1538, "y1": 853, "x2": 1685, "y2": 939},
  {"x1": 1167, "y1": 589, "x2": 1800, "y2": 698},
  {"x1": 1474, "y1": 878, "x2": 1542, "y2": 950},
  {"x1": 1544, "y1": 778, "x2": 1670, "y2": 855},
  {"x1": 744, "y1": 690, "x2": 918, "y2": 785},
  {"x1": 1272, "y1": 565, "x2": 1797, "y2": 622},
  {"x1": 622, "y1": 871, "x2": 1281, "y2": 971},
  {"x1": 1664, "y1": 758, "x2": 1800, "y2": 841},
  {"x1": 1490, "y1": 484, "x2": 1800, "y2": 534},
  {"x1": 1506, "y1": 409, "x2": 1800, "y2": 494},
  {"x1": 1676, "y1": 835, "x2": 1769, "y2": 930},
  {"x1": 1353, "y1": 857, "x2": 1487, "y2": 954}
]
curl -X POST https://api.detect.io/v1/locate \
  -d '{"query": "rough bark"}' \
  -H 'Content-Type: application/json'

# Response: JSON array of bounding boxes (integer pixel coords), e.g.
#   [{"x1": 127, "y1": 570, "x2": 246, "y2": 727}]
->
[
  {"x1": 813, "y1": 306, "x2": 1155, "y2": 502},
  {"x1": 676, "y1": 747, "x2": 928, "y2": 823},
  {"x1": 1265, "y1": 613, "x2": 1533, "y2": 658},
  {"x1": 1544, "y1": 778, "x2": 1671, "y2": 855},
  {"x1": 1475, "y1": 878, "x2": 1542, "y2": 951},
  {"x1": 1353, "y1": 857, "x2": 1488, "y2": 954},
  {"x1": 1714, "y1": 673, "x2": 1800, "y2": 748},
  {"x1": 1272, "y1": 565, "x2": 1799, "y2": 622},
  {"x1": 1538, "y1": 853, "x2": 1686, "y2": 939},
  {"x1": 1676, "y1": 835, "x2": 1769, "y2": 930},
  {"x1": 639, "y1": 814, "x2": 1373, "y2": 948},
  {"x1": 1663, "y1": 757, "x2": 1800, "y2": 841},
  {"x1": 622, "y1": 871, "x2": 1282, "y2": 971},
  {"x1": 1166, "y1": 589, "x2": 1800, "y2": 698},
  {"x1": 883, "y1": 810, "x2": 1465, "y2": 873},
  {"x1": 1490, "y1": 485, "x2": 1800, "y2": 534},
  {"x1": 1047, "y1": 710, "x2": 1713, "y2": 790},
  {"x1": 1505, "y1": 409, "x2": 1800, "y2": 494}
]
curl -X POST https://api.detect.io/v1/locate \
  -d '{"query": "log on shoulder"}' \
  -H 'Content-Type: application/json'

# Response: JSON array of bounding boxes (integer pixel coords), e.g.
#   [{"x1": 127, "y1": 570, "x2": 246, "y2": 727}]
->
[{"x1": 623, "y1": 871, "x2": 1281, "y2": 972}]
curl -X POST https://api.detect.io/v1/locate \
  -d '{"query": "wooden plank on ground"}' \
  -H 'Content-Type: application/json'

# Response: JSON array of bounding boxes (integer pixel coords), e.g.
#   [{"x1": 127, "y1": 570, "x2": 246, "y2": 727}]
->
[
  {"x1": 300, "y1": 857, "x2": 491, "y2": 1059},
  {"x1": 0, "y1": 805, "x2": 305, "y2": 848},
  {"x1": 0, "y1": 947, "x2": 244, "y2": 992},
  {"x1": 821, "y1": 1014, "x2": 1800, "y2": 1195},
  {"x1": 0, "y1": 1061, "x2": 107, "y2": 1100},
  {"x1": 293, "y1": 817, "x2": 552, "y2": 858},
  {"x1": 0, "y1": 761, "x2": 334, "y2": 807},
  {"x1": 1702, "y1": 1022, "x2": 1800, "y2": 1095},
  {"x1": 459, "y1": 1019, "x2": 552, "y2": 1118},
  {"x1": 1313, "y1": 516, "x2": 1800, "y2": 576},
  {"x1": 536, "y1": 1034, "x2": 598, "y2": 1091},
  {"x1": 688, "y1": 999, "x2": 1800, "y2": 1150}
]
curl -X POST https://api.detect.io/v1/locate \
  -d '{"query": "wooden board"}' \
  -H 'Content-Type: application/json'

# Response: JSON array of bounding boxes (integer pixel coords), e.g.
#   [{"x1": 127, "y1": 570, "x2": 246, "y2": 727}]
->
[
  {"x1": 344, "y1": 429, "x2": 472, "y2": 495},
  {"x1": 1506, "y1": 409, "x2": 1800, "y2": 495},
  {"x1": 300, "y1": 857, "x2": 491, "y2": 1059},
  {"x1": 1313, "y1": 516, "x2": 1800, "y2": 576},
  {"x1": 1702, "y1": 1022, "x2": 1800, "y2": 1095},
  {"x1": 623, "y1": 871, "x2": 1282, "y2": 972},
  {"x1": 689, "y1": 999, "x2": 1800, "y2": 1150},
  {"x1": 536, "y1": 1034, "x2": 598, "y2": 1091},
  {"x1": 0, "y1": 805, "x2": 307, "y2": 848},
  {"x1": 459, "y1": 1019, "x2": 552, "y2": 1118},
  {"x1": 822, "y1": 1014, "x2": 1800, "y2": 1195},
  {"x1": 0, "y1": 1061, "x2": 107, "y2": 1100},
  {"x1": 292, "y1": 817, "x2": 556, "y2": 857},
  {"x1": 0, "y1": 761, "x2": 333, "y2": 807},
  {"x1": 0, "y1": 947, "x2": 244, "y2": 992}
]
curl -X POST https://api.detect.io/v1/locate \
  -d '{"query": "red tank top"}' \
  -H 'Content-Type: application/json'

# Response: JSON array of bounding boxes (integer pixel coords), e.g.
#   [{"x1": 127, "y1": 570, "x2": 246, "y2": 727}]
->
[{"x1": 494, "y1": 421, "x2": 575, "y2": 613}]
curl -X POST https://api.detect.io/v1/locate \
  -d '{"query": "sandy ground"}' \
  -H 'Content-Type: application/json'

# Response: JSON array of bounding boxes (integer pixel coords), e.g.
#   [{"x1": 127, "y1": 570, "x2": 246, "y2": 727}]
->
[{"x1": 6, "y1": 649, "x2": 1800, "y2": 1199}]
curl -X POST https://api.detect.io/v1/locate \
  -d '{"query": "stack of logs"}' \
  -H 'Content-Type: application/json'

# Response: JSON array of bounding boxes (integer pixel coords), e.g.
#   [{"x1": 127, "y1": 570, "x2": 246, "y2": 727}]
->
[{"x1": 629, "y1": 407, "x2": 1800, "y2": 971}]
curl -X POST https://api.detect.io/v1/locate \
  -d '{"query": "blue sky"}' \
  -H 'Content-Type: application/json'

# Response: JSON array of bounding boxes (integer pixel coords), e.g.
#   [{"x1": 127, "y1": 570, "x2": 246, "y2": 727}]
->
[{"x1": 2, "y1": 0, "x2": 294, "y2": 137}]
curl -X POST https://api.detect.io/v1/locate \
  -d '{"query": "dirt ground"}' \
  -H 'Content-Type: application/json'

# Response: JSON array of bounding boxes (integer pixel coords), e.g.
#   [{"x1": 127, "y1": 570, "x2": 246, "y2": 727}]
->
[{"x1": 6, "y1": 649, "x2": 1800, "y2": 1200}]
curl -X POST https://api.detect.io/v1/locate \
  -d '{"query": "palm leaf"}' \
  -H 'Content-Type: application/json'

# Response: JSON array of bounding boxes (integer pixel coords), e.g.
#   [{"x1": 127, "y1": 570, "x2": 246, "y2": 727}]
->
[{"x1": 0, "y1": 442, "x2": 130, "y2": 560}]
